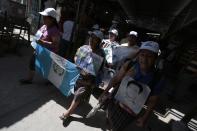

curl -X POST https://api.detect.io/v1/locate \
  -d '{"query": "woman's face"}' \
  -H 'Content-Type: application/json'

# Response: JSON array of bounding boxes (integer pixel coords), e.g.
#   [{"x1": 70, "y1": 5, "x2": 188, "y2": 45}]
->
[
  {"x1": 109, "y1": 33, "x2": 116, "y2": 42},
  {"x1": 128, "y1": 35, "x2": 137, "y2": 46},
  {"x1": 138, "y1": 50, "x2": 157, "y2": 72},
  {"x1": 89, "y1": 34, "x2": 100, "y2": 50},
  {"x1": 43, "y1": 16, "x2": 53, "y2": 26}
]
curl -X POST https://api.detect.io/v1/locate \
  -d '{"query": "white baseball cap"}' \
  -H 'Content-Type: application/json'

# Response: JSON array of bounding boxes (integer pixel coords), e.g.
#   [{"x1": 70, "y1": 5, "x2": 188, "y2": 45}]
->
[
  {"x1": 89, "y1": 30, "x2": 104, "y2": 40},
  {"x1": 39, "y1": 8, "x2": 57, "y2": 19},
  {"x1": 129, "y1": 31, "x2": 138, "y2": 37},
  {"x1": 140, "y1": 41, "x2": 159, "y2": 54},
  {"x1": 109, "y1": 29, "x2": 118, "y2": 36}
]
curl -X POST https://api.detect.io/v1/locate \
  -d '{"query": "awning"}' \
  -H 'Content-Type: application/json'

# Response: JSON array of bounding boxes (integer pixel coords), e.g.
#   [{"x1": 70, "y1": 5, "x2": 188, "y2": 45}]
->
[{"x1": 118, "y1": 0, "x2": 197, "y2": 37}]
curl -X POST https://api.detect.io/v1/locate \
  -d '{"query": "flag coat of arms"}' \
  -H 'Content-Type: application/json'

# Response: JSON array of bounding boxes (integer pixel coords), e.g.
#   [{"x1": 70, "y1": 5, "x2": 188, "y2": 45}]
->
[{"x1": 35, "y1": 43, "x2": 80, "y2": 96}]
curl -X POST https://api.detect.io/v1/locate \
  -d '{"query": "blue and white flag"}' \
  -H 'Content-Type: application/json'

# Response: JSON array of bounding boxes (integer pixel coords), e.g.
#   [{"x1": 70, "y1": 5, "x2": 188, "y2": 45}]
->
[{"x1": 35, "y1": 43, "x2": 80, "y2": 96}]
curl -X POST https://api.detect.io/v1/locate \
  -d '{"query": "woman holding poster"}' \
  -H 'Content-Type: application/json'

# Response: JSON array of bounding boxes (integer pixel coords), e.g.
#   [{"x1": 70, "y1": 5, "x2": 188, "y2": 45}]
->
[
  {"x1": 59, "y1": 30, "x2": 105, "y2": 123},
  {"x1": 99, "y1": 41, "x2": 165, "y2": 131}
]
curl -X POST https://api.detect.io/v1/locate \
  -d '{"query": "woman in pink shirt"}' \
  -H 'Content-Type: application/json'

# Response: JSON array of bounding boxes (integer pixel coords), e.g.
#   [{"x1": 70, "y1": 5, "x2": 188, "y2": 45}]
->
[{"x1": 20, "y1": 8, "x2": 60, "y2": 84}]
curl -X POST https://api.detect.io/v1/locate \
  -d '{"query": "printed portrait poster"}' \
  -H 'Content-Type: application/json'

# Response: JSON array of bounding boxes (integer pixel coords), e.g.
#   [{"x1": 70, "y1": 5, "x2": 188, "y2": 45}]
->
[{"x1": 115, "y1": 76, "x2": 151, "y2": 114}]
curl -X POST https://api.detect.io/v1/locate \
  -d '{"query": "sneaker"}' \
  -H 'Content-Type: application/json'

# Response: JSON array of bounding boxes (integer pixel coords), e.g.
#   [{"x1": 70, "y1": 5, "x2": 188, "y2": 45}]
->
[{"x1": 19, "y1": 79, "x2": 32, "y2": 84}]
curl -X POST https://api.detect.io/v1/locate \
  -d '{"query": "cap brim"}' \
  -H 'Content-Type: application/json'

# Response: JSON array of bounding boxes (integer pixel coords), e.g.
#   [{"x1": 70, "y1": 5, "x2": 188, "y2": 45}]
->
[
  {"x1": 139, "y1": 47, "x2": 157, "y2": 53},
  {"x1": 109, "y1": 31, "x2": 117, "y2": 35},
  {"x1": 129, "y1": 34, "x2": 137, "y2": 37},
  {"x1": 39, "y1": 12, "x2": 48, "y2": 16}
]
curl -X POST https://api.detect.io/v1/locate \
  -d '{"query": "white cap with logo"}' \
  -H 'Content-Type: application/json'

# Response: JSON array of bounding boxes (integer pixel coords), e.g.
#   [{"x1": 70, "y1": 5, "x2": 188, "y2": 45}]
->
[
  {"x1": 109, "y1": 29, "x2": 118, "y2": 36},
  {"x1": 140, "y1": 41, "x2": 159, "y2": 54},
  {"x1": 129, "y1": 31, "x2": 138, "y2": 37},
  {"x1": 39, "y1": 8, "x2": 57, "y2": 19},
  {"x1": 89, "y1": 30, "x2": 104, "y2": 40}
]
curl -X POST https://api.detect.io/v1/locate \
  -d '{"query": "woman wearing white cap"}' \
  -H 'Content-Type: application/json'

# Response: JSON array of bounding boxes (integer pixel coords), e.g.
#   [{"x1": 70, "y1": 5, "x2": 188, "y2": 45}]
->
[
  {"x1": 20, "y1": 8, "x2": 60, "y2": 84},
  {"x1": 115, "y1": 31, "x2": 140, "y2": 70},
  {"x1": 102, "y1": 29, "x2": 119, "y2": 48},
  {"x1": 99, "y1": 41, "x2": 165, "y2": 131}
]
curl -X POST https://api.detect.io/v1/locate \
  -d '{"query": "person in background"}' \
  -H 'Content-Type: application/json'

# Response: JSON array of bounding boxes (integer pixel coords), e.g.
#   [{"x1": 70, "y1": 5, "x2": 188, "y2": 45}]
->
[
  {"x1": 58, "y1": 7, "x2": 67, "y2": 33},
  {"x1": 101, "y1": 29, "x2": 119, "y2": 69},
  {"x1": 20, "y1": 8, "x2": 60, "y2": 84},
  {"x1": 115, "y1": 31, "x2": 140, "y2": 70},
  {"x1": 59, "y1": 30, "x2": 105, "y2": 123},
  {"x1": 58, "y1": 10, "x2": 75, "y2": 58},
  {"x1": 99, "y1": 41, "x2": 165, "y2": 131},
  {"x1": 121, "y1": 31, "x2": 138, "y2": 47},
  {"x1": 85, "y1": 24, "x2": 100, "y2": 45},
  {"x1": 102, "y1": 29, "x2": 119, "y2": 48}
]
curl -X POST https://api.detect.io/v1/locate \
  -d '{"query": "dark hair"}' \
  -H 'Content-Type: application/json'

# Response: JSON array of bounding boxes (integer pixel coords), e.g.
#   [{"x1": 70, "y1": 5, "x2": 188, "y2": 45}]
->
[
  {"x1": 90, "y1": 34, "x2": 102, "y2": 49},
  {"x1": 96, "y1": 39, "x2": 102, "y2": 49},
  {"x1": 49, "y1": 16, "x2": 59, "y2": 28}
]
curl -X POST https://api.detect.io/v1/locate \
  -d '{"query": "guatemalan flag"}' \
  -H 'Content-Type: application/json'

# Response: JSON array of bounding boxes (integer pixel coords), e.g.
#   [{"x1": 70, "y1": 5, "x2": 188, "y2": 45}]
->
[{"x1": 34, "y1": 43, "x2": 80, "y2": 96}]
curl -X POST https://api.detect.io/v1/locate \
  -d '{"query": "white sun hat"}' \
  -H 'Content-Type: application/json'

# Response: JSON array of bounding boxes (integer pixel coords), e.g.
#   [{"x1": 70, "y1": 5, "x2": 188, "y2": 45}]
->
[
  {"x1": 39, "y1": 8, "x2": 57, "y2": 19},
  {"x1": 109, "y1": 29, "x2": 118, "y2": 36},
  {"x1": 129, "y1": 31, "x2": 138, "y2": 37}
]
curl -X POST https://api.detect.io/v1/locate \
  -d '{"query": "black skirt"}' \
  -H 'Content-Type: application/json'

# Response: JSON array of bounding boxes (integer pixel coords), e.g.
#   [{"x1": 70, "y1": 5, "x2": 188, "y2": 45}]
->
[{"x1": 107, "y1": 101, "x2": 136, "y2": 131}]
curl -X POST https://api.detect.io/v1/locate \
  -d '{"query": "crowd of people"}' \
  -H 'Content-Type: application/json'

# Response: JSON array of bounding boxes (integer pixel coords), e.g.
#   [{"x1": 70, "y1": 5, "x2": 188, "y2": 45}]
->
[{"x1": 20, "y1": 8, "x2": 166, "y2": 131}]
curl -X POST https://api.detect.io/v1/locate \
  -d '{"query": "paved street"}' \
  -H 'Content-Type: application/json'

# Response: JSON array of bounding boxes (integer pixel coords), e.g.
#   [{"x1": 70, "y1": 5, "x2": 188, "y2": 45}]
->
[{"x1": 0, "y1": 44, "x2": 110, "y2": 131}]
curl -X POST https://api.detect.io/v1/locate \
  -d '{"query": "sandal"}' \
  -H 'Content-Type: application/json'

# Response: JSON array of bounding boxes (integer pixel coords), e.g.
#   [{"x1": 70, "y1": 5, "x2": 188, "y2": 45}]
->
[
  {"x1": 59, "y1": 114, "x2": 72, "y2": 127},
  {"x1": 59, "y1": 113, "x2": 71, "y2": 121}
]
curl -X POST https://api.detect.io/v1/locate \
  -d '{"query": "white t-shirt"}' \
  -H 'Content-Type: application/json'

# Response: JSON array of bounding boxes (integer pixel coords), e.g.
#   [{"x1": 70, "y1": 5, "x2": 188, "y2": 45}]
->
[
  {"x1": 62, "y1": 20, "x2": 74, "y2": 41},
  {"x1": 102, "y1": 39, "x2": 119, "y2": 64}
]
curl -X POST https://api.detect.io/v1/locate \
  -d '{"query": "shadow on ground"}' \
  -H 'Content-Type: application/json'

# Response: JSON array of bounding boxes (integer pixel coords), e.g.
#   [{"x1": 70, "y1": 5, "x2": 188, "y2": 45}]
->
[
  {"x1": 0, "y1": 40, "x2": 196, "y2": 131},
  {"x1": 0, "y1": 41, "x2": 108, "y2": 130}
]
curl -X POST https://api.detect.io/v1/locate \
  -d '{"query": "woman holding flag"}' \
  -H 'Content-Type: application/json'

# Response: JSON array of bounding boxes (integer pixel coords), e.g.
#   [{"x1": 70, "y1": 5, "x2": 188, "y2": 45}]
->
[{"x1": 20, "y1": 8, "x2": 60, "y2": 84}]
